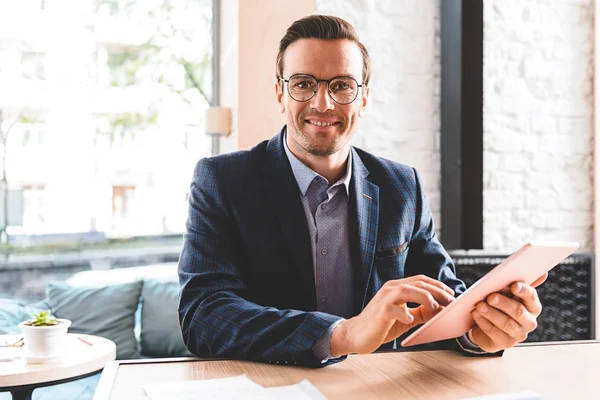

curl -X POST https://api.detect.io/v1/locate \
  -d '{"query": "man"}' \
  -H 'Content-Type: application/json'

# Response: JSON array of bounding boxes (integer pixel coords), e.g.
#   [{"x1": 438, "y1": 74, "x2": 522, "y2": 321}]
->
[{"x1": 178, "y1": 15, "x2": 545, "y2": 367}]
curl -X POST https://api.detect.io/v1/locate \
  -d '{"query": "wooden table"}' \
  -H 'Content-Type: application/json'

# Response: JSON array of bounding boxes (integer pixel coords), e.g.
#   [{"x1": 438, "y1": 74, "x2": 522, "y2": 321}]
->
[
  {"x1": 0, "y1": 333, "x2": 116, "y2": 400},
  {"x1": 94, "y1": 341, "x2": 600, "y2": 400}
]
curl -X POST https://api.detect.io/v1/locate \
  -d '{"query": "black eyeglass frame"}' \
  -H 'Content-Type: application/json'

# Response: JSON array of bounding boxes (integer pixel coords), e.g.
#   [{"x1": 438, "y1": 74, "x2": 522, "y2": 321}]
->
[{"x1": 277, "y1": 73, "x2": 364, "y2": 105}]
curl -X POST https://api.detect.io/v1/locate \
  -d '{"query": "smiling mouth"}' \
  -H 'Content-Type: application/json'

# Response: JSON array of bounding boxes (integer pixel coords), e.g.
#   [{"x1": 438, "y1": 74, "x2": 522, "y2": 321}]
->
[{"x1": 306, "y1": 120, "x2": 339, "y2": 127}]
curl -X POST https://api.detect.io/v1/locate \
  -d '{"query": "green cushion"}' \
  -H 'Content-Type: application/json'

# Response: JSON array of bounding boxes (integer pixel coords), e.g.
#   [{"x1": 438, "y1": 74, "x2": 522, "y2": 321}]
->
[
  {"x1": 47, "y1": 281, "x2": 142, "y2": 360},
  {"x1": 140, "y1": 280, "x2": 192, "y2": 357}
]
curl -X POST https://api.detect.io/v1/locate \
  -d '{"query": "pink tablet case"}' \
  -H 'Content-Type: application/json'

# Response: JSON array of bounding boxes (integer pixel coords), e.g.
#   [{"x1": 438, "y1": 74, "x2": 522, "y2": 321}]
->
[{"x1": 401, "y1": 241, "x2": 579, "y2": 347}]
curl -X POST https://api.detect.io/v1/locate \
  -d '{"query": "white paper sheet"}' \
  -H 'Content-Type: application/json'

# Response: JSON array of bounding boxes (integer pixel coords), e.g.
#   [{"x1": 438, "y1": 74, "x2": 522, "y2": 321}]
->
[{"x1": 143, "y1": 374, "x2": 328, "y2": 400}]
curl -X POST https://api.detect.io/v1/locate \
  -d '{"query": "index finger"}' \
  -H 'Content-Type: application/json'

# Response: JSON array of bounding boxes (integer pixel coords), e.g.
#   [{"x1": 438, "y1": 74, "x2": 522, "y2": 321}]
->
[{"x1": 404, "y1": 274, "x2": 455, "y2": 296}]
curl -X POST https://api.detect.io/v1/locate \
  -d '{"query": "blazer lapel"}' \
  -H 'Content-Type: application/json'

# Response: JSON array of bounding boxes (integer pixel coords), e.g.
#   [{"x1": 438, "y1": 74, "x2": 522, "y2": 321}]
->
[
  {"x1": 349, "y1": 149, "x2": 380, "y2": 313},
  {"x1": 263, "y1": 128, "x2": 316, "y2": 310}
]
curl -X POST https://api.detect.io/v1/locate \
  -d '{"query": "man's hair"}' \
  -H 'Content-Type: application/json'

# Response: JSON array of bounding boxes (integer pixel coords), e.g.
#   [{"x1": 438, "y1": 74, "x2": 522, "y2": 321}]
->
[{"x1": 276, "y1": 15, "x2": 371, "y2": 86}]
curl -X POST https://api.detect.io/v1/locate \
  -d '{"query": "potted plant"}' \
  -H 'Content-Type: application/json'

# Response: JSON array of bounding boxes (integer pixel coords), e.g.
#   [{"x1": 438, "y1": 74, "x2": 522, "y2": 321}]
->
[{"x1": 18, "y1": 310, "x2": 71, "y2": 359}]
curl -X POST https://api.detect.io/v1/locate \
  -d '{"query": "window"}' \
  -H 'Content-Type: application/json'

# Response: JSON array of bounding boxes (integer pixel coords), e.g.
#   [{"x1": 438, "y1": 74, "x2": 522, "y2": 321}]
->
[
  {"x1": 22, "y1": 185, "x2": 45, "y2": 230},
  {"x1": 0, "y1": 49, "x2": 21, "y2": 79},
  {"x1": 0, "y1": 0, "x2": 214, "y2": 242},
  {"x1": 19, "y1": 123, "x2": 45, "y2": 148},
  {"x1": 21, "y1": 52, "x2": 45, "y2": 80},
  {"x1": 107, "y1": 50, "x2": 138, "y2": 88},
  {"x1": 97, "y1": 0, "x2": 136, "y2": 18},
  {"x1": 0, "y1": 0, "x2": 216, "y2": 305},
  {"x1": 112, "y1": 185, "x2": 135, "y2": 220}
]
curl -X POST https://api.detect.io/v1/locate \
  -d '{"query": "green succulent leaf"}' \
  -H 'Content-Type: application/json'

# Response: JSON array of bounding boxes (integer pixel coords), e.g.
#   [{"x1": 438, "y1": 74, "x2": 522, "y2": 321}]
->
[{"x1": 25, "y1": 310, "x2": 59, "y2": 327}]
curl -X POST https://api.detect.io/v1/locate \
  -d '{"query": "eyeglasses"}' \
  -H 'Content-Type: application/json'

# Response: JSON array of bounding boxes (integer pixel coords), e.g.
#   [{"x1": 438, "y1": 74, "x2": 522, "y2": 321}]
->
[{"x1": 278, "y1": 74, "x2": 363, "y2": 105}]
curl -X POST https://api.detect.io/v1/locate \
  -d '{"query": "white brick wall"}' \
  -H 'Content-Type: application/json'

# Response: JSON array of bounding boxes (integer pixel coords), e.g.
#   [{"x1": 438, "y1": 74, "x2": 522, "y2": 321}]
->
[
  {"x1": 315, "y1": 0, "x2": 594, "y2": 251},
  {"x1": 316, "y1": 0, "x2": 443, "y2": 230},
  {"x1": 483, "y1": 0, "x2": 594, "y2": 251}
]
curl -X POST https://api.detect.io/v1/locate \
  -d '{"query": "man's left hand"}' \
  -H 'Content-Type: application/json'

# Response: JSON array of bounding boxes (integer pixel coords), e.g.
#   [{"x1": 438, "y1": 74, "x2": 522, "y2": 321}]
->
[{"x1": 469, "y1": 273, "x2": 547, "y2": 353}]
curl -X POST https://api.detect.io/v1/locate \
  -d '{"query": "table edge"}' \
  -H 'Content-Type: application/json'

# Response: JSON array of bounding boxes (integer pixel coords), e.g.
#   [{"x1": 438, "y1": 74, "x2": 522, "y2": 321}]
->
[
  {"x1": 0, "y1": 368, "x2": 104, "y2": 394},
  {"x1": 91, "y1": 340, "x2": 600, "y2": 400}
]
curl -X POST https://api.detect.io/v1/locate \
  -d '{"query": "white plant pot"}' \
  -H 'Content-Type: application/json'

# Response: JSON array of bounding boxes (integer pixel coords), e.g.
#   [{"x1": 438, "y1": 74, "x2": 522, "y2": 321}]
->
[{"x1": 18, "y1": 319, "x2": 71, "y2": 357}]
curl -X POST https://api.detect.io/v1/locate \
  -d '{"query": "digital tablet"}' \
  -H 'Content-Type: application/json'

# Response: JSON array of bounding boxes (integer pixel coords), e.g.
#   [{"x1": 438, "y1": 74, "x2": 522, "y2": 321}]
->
[{"x1": 400, "y1": 241, "x2": 579, "y2": 347}]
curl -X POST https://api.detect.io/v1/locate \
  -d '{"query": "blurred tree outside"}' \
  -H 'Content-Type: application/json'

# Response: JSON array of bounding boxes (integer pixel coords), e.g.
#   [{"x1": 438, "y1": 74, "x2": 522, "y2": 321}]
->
[
  {"x1": 95, "y1": 111, "x2": 159, "y2": 148},
  {"x1": 91, "y1": 0, "x2": 213, "y2": 189},
  {"x1": 140, "y1": 0, "x2": 213, "y2": 105},
  {"x1": 88, "y1": 0, "x2": 214, "y2": 238},
  {"x1": 96, "y1": 0, "x2": 213, "y2": 125}
]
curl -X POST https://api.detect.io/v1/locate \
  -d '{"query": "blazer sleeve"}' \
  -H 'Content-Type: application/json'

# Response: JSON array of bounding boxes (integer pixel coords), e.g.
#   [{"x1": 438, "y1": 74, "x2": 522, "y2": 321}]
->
[
  {"x1": 178, "y1": 158, "x2": 342, "y2": 368},
  {"x1": 404, "y1": 168, "x2": 503, "y2": 358}
]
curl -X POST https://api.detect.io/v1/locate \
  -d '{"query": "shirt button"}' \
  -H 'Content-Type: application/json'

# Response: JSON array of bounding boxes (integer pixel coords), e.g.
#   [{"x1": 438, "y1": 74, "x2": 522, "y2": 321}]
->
[
  {"x1": 321, "y1": 204, "x2": 326, "y2": 210},
  {"x1": 320, "y1": 297, "x2": 326, "y2": 304},
  {"x1": 321, "y1": 248, "x2": 327, "y2": 255}
]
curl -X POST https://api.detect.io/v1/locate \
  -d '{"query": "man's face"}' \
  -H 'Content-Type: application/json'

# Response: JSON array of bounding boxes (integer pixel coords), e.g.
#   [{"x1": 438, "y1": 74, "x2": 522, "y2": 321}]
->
[{"x1": 276, "y1": 38, "x2": 369, "y2": 158}]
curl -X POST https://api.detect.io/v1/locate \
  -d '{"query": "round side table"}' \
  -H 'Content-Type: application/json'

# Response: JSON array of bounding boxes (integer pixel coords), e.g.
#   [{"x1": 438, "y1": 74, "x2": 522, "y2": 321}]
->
[{"x1": 0, "y1": 333, "x2": 116, "y2": 400}]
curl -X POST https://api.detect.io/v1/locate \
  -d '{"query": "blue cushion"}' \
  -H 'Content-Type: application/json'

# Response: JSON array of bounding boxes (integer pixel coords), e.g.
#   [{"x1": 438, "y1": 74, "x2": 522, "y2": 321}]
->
[
  {"x1": 140, "y1": 280, "x2": 192, "y2": 357},
  {"x1": 47, "y1": 281, "x2": 142, "y2": 359},
  {"x1": 0, "y1": 298, "x2": 44, "y2": 334}
]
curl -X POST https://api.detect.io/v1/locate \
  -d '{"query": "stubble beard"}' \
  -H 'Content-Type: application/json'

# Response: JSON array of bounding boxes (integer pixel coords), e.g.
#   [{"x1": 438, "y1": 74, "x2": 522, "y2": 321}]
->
[{"x1": 289, "y1": 113, "x2": 353, "y2": 158}]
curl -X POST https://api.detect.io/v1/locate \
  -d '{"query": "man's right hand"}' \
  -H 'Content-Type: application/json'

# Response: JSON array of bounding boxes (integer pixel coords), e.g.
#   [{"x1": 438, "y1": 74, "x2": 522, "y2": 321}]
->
[{"x1": 330, "y1": 275, "x2": 456, "y2": 356}]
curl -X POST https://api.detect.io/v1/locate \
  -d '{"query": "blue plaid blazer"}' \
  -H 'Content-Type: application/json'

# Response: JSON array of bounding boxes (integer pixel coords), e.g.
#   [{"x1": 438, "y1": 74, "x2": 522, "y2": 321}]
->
[{"x1": 178, "y1": 127, "x2": 467, "y2": 367}]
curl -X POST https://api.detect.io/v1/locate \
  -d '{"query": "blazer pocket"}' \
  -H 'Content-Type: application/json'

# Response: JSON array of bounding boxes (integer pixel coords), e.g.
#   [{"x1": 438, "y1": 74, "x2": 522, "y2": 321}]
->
[{"x1": 376, "y1": 241, "x2": 409, "y2": 260}]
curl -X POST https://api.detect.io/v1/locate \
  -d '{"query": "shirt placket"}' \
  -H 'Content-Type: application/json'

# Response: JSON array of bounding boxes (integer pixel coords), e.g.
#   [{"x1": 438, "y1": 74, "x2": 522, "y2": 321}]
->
[{"x1": 315, "y1": 185, "x2": 342, "y2": 313}]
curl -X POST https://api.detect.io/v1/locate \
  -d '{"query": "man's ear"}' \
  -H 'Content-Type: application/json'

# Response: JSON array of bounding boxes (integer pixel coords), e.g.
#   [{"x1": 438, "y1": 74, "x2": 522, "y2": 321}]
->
[
  {"x1": 275, "y1": 82, "x2": 285, "y2": 114},
  {"x1": 358, "y1": 86, "x2": 370, "y2": 118}
]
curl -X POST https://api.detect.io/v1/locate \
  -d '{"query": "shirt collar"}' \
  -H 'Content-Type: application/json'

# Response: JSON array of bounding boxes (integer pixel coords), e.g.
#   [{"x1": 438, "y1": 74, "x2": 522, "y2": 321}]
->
[{"x1": 283, "y1": 128, "x2": 352, "y2": 198}]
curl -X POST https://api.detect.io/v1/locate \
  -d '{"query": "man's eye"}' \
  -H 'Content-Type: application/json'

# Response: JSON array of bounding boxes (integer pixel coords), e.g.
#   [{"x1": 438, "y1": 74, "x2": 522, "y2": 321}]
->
[
  {"x1": 295, "y1": 81, "x2": 315, "y2": 89},
  {"x1": 332, "y1": 82, "x2": 350, "y2": 91}
]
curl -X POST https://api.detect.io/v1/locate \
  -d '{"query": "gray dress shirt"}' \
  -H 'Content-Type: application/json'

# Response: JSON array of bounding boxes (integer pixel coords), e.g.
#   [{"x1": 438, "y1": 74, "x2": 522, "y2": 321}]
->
[
  {"x1": 283, "y1": 133, "x2": 354, "y2": 319},
  {"x1": 283, "y1": 133, "x2": 352, "y2": 361},
  {"x1": 283, "y1": 132, "x2": 484, "y2": 361}
]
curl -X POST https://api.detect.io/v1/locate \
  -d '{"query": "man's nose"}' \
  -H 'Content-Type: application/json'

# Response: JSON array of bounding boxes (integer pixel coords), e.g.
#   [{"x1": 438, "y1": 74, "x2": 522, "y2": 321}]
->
[{"x1": 309, "y1": 82, "x2": 334, "y2": 112}]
